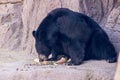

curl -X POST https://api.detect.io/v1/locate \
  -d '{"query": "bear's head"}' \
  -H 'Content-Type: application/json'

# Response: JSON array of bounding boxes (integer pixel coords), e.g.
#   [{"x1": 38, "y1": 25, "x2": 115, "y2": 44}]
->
[{"x1": 32, "y1": 30, "x2": 51, "y2": 61}]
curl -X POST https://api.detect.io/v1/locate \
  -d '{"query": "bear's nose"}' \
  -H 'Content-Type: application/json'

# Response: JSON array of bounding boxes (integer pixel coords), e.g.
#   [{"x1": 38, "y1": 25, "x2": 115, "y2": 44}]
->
[
  {"x1": 38, "y1": 54, "x2": 47, "y2": 62},
  {"x1": 39, "y1": 58, "x2": 44, "y2": 62}
]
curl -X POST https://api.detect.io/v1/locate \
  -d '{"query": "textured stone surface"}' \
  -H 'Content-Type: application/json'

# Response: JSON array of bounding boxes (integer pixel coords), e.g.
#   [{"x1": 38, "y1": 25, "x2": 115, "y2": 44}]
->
[
  {"x1": 114, "y1": 53, "x2": 120, "y2": 80},
  {"x1": 0, "y1": 49, "x2": 116, "y2": 80},
  {"x1": 0, "y1": 0, "x2": 23, "y2": 50},
  {"x1": 105, "y1": 6, "x2": 120, "y2": 52}
]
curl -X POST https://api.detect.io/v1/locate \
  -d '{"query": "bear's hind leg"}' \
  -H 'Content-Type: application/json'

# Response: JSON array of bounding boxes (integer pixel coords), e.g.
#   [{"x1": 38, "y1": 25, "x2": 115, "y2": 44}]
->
[
  {"x1": 90, "y1": 30, "x2": 118, "y2": 62},
  {"x1": 106, "y1": 57, "x2": 117, "y2": 63}
]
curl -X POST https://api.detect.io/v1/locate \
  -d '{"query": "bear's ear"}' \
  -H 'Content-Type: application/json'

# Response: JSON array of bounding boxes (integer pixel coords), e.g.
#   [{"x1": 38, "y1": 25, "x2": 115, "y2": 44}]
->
[{"x1": 32, "y1": 31, "x2": 36, "y2": 38}]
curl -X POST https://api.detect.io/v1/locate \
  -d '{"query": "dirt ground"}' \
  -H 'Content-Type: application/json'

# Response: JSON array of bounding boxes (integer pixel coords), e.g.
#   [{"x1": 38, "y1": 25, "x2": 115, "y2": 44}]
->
[{"x1": 0, "y1": 49, "x2": 117, "y2": 80}]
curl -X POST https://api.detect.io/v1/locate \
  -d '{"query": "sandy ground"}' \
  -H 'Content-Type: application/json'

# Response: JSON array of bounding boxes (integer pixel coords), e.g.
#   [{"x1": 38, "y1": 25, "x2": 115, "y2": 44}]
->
[{"x1": 0, "y1": 49, "x2": 117, "y2": 80}]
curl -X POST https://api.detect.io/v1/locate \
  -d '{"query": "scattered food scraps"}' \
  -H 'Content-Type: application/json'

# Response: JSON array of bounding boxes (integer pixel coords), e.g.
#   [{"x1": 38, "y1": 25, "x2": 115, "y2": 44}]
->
[
  {"x1": 33, "y1": 57, "x2": 68, "y2": 65},
  {"x1": 55, "y1": 57, "x2": 67, "y2": 64},
  {"x1": 34, "y1": 58, "x2": 39, "y2": 63}
]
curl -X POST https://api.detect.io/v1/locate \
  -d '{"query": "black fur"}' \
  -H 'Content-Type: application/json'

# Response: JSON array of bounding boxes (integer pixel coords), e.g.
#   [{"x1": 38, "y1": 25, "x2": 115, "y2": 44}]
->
[{"x1": 32, "y1": 8, "x2": 117, "y2": 65}]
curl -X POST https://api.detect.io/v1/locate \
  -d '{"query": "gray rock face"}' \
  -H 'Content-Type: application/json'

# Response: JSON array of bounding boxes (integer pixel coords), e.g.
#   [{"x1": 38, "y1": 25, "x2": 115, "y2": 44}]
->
[
  {"x1": 105, "y1": 7, "x2": 120, "y2": 52},
  {"x1": 0, "y1": 0, "x2": 23, "y2": 50},
  {"x1": 0, "y1": 0, "x2": 119, "y2": 53}
]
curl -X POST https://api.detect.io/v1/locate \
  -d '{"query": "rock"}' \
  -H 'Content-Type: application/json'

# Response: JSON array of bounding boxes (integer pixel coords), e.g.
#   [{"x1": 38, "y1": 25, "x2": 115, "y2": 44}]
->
[
  {"x1": 105, "y1": 6, "x2": 120, "y2": 52},
  {"x1": 0, "y1": 3, "x2": 23, "y2": 50},
  {"x1": 114, "y1": 53, "x2": 120, "y2": 80},
  {"x1": 0, "y1": 0, "x2": 23, "y2": 4},
  {"x1": 0, "y1": 49, "x2": 117, "y2": 80}
]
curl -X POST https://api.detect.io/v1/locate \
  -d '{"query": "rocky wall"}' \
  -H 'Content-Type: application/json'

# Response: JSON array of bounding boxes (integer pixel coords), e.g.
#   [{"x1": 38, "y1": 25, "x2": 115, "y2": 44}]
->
[
  {"x1": 0, "y1": 0, "x2": 23, "y2": 50},
  {"x1": 0, "y1": 0, "x2": 120, "y2": 53}
]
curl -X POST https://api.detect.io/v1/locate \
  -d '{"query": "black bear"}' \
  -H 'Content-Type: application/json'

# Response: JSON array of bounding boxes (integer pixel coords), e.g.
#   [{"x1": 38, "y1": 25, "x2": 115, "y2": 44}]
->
[{"x1": 32, "y1": 8, "x2": 117, "y2": 65}]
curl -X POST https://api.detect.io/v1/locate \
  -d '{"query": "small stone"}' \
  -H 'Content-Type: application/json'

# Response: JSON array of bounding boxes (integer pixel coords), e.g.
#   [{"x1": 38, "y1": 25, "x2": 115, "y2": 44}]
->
[{"x1": 16, "y1": 68, "x2": 19, "y2": 71}]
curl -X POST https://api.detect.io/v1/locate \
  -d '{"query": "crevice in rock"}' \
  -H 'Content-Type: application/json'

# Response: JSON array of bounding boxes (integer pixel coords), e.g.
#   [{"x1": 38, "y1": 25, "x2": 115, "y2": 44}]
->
[
  {"x1": 60, "y1": 0, "x2": 63, "y2": 8},
  {"x1": 0, "y1": 0, "x2": 23, "y2": 5}
]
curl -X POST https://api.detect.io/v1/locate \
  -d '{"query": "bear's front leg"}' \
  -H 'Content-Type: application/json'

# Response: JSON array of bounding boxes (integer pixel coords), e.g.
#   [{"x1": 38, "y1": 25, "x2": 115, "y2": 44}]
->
[{"x1": 66, "y1": 41, "x2": 85, "y2": 65}]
